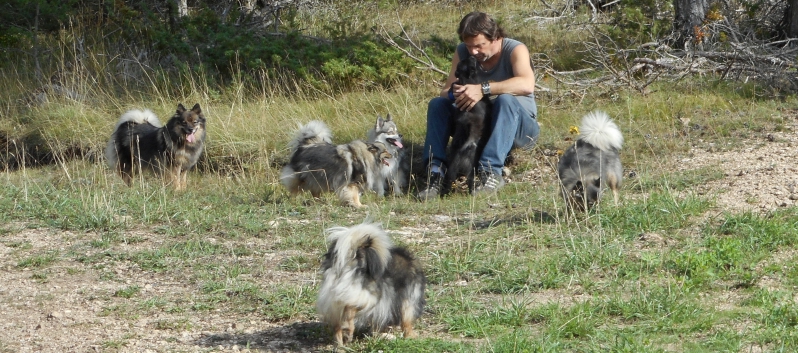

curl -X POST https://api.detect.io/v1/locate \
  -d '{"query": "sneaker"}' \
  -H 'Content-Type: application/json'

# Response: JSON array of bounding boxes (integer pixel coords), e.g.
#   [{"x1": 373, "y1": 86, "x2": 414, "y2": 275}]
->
[
  {"x1": 416, "y1": 172, "x2": 443, "y2": 201},
  {"x1": 473, "y1": 170, "x2": 505, "y2": 195}
]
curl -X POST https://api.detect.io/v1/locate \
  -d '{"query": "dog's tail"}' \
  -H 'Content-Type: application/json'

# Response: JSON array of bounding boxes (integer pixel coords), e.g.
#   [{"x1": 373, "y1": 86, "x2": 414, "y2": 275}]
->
[
  {"x1": 578, "y1": 110, "x2": 623, "y2": 152},
  {"x1": 104, "y1": 109, "x2": 161, "y2": 168},
  {"x1": 279, "y1": 165, "x2": 297, "y2": 190},
  {"x1": 114, "y1": 109, "x2": 162, "y2": 130},
  {"x1": 288, "y1": 120, "x2": 333, "y2": 153},
  {"x1": 324, "y1": 222, "x2": 392, "y2": 278}
]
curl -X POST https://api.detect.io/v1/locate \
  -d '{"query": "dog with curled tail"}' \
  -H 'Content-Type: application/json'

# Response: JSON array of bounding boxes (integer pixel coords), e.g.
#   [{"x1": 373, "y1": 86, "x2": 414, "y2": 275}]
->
[{"x1": 316, "y1": 222, "x2": 426, "y2": 346}]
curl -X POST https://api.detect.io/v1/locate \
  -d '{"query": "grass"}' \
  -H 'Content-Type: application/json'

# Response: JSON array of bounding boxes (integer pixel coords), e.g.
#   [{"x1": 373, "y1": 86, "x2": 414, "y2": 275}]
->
[
  {"x1": 2, "y1": 1, "x2": 798, "y2": 352},
  {"x1": 2, "y1": 90, "x2": 797, "y2": 352}
]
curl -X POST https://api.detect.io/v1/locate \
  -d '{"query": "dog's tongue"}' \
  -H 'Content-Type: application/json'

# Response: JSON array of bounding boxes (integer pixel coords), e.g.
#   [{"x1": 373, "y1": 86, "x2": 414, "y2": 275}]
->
[
  {"x1": 186, "y1": 133, "x2": 195, "y2": 143},
  {"x1": 393, "y1": 140, "x2": 403, "y2": 148}
]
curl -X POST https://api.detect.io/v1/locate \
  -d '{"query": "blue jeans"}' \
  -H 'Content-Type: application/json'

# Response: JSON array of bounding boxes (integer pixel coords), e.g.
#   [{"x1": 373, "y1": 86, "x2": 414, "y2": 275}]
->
[{"x1": 422, "y1": 94, "x2": 539, "y2": 176}]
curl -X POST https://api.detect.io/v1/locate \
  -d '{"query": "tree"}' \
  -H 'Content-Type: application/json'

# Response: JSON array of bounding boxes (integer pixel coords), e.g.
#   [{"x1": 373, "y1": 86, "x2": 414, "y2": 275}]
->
[
  {"x1": 673, "y1": 0, "x2": 709, "y2": 48},
  {"x1": 177, "y1": 0, "x2": 188, "y2": 17},
  {"x1": 783, "y1": 0, "x2": 798, "y2": 39}
]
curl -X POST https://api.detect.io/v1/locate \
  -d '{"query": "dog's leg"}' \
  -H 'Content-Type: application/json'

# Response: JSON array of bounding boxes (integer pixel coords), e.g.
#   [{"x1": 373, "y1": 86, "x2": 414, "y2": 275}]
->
[
  {"x1": 350, "y1": 185, "x2": 363, "y2": 208},
  {"x1": 121, "y1": 162, "x2": 133, "y2": 186},
  {"x1": 169, "y1": 166, "x2": 183, "y2": 191},
  {"x1": 342, "y1": 305, "x2": 358, "y2": 344},
  {"x1": 332, "y1": 320, "x2": 344, "y2": 346},
  {"x1": 338, "y1": 184, "x2": 363, "y2": 208},
  {"x1": 177, "y1": 167, "x2": 188, "y2": 191},
  {"x1": 606, "y1": 173, "x2": 620, "y2": 205},
  {"x1": 392, "y1": 170, "x2": 404, "y2": 196},
  {"x1": 401, "y1": 320, "x2": 416, "y2": 339},
  {"x1": 373, "y1": 175, "x2": 386, "y2": 197},
  {"x1": 176, "y1": 167, "x2": 184, "y2": 190},
  {"x1": 400, "y1": 306, "x2": 417, "y2": 339}
]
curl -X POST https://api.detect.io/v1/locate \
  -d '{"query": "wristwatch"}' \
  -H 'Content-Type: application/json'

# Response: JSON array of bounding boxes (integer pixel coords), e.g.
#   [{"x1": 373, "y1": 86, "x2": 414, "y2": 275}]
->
[{"x1": 481, "y1": 82, "x2": 491, "y2": 96}]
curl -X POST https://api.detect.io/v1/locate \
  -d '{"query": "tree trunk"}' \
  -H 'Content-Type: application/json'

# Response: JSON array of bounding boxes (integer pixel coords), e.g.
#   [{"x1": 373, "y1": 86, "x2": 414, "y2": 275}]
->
[
  {"x1": 784, "y1": 0, "x2": 798, "y2": 39},
  {"x1": 673, "y1": 0, "x2": 709, "y2": 49},
  {"x1": 177, "y1": 0, "x2": 188, "y2": 17}
]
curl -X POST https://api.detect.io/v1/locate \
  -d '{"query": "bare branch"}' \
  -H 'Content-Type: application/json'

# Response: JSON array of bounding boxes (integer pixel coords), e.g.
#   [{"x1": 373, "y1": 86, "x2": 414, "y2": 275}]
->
[{"x1": 377, "y1": 25, "x2": 447, "y2": 76}]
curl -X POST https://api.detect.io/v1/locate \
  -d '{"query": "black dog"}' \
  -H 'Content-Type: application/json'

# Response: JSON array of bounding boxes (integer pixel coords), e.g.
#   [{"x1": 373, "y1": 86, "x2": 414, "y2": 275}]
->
[
  {"x1": 445, "y1": 55, "x2": 492, "y2": 193},
  {"x1": 105, "y1": 103, "x2": 206, "y2": 190}
]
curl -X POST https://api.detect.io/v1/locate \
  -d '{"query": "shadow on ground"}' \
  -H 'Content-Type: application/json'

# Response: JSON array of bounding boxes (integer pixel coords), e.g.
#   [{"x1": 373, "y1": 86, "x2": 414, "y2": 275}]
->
[
  {"x1": 195, "y1": 321, "x2": 330, "y2": 352},
  {"x1": 469, "y1": 209, "x2": 557, "y2": 229}
]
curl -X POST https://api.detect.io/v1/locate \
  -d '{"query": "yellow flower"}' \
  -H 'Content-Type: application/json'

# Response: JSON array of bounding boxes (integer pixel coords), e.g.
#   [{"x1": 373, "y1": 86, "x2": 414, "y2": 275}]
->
[{"x1": 569, "y1": 126, "x2": 579, "y2": 135}]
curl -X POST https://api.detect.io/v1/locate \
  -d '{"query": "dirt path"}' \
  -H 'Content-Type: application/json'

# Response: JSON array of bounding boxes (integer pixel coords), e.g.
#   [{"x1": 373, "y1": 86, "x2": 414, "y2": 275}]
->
[{"x1": 676, "y1": 116, "x2": 798, "y2": 213}]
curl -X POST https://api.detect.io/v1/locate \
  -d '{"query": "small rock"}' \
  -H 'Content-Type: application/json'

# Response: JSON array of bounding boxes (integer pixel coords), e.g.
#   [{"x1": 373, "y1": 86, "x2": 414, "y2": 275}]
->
[
  {"x1": 47, "y1": 312, "x2": 62, "y2": 319},
  {"x1": 789, "y1": 194, "x2": 798, "y2": 201},
  {"x1": 377, "y1": 333, "x2": 397, "y2": 340},
  {"x1": 638, "y1": 232, "x2": 664, "y2": 244},
  {"x1": 433, "y1": 215, "x2": 451, "y2": 222}
]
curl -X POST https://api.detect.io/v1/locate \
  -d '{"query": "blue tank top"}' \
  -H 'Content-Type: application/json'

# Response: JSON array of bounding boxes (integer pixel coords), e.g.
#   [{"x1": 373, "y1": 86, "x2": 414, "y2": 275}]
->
[{"x1": 456, "y1": 38, "x2": 536, "y2": 117}]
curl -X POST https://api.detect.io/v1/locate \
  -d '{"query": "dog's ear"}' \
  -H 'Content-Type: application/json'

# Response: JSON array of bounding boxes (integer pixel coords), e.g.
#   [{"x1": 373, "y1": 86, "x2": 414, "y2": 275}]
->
[
  {"x1": 455, "y1": 61, "x2": 465, "y2": 79},
  {"x1": 467, "y1": 56, "x2": 479, "y2": 77},
  {"x1": 385, "y1": 113, "x2": 392, "y2": 122},
  {"x1": 191, "y1": 103, "x2": 202, "y2": 114},
  {"x1": 367, "y1": 144, "x2": 379, "y2": 154},
  {"x1": 375, "y1": 116, "x2": 384, "y2": 128},
  {"x1": 361, "y1": 244, "x2": 386, "y2": 279},
  {"x1": 176, "y1": 104, "x2": 187, "y2": 115}
]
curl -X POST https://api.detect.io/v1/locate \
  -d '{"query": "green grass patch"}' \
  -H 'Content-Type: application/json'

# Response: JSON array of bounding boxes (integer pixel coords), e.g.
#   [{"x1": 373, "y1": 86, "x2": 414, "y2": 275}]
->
[
  {"x1": 114, "y1": 285, "x2": 141, "y2": 299},
  {"x1": 17, "y1": 251, "x2": 59, "y2": 269}
]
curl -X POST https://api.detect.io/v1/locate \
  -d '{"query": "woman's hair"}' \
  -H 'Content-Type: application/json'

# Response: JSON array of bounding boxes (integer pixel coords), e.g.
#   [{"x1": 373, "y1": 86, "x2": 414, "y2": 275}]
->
[{"x1": 457, "y1": 12, "x2": 505, "y2": 42}]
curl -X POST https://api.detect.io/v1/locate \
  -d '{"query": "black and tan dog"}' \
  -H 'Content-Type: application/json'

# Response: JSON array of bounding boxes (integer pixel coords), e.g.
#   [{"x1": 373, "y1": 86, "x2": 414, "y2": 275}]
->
[
  {"x1": 105, "y1": 103, "x2": 206, "y2": 190},
  {"x1": 317, "y1": 222, "x2": 426, "y2": 346},
  {"x1": 280, "y1": 121, "x2": 392, "y2": 207},
  {"x1": 445, "y1": 55, "x2": 492, "y2": 193}
]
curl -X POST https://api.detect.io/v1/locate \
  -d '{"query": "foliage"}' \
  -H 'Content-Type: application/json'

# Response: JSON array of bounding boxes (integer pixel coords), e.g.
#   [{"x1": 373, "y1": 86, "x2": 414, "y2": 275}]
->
[
  {"x1": 604, "y1": 0, "x2": 674, "y2": 45},
  {"x1": 0, "y1": 0, "x2": 81, "y2": 41},
  {"x1": 0, "y1": 1, "x2": 446, "y2": 93}
]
